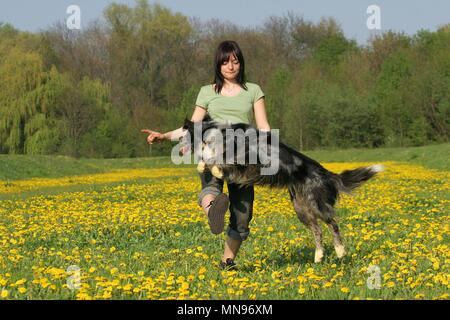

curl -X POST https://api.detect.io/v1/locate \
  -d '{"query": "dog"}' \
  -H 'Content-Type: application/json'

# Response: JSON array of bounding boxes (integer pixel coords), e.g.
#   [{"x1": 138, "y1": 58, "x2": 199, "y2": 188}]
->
[{"x1": 181, "y1": 114, "x2": 384, "y2": 263}]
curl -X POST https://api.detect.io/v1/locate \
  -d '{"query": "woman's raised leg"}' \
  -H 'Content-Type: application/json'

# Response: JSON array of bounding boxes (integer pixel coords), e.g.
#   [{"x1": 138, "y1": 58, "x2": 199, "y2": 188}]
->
[{"x1": 198, "y1": 171, "x2": 228, "y2": 234}]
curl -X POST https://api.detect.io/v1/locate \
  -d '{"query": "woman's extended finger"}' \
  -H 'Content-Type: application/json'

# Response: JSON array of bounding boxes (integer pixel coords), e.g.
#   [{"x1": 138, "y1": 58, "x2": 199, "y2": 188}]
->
[{"x1": 148, "y1": 133, "x2": 156, "y2": 144}]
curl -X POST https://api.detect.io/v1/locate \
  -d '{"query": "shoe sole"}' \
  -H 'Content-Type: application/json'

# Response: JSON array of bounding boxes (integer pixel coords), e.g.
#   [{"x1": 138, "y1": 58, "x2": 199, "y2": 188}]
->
[{"x1": 208, "y1": 193, "x2": 229, "y2": 234}]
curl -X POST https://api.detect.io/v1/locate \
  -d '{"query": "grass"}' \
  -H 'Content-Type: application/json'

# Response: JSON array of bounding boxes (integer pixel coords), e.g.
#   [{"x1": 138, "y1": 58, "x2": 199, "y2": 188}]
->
[
  {"x1": 0, "y1": 143, "x2": 448, "y2": 181},
  {"x1": 305, "y1": 143, "x2": 450, "y2": 172},
  {"x1": 0, "y1": 144, "x2": 448, "y2": 300},
  {"x1": 0, "y1": 154, "x2": 186, "y2": 181}
]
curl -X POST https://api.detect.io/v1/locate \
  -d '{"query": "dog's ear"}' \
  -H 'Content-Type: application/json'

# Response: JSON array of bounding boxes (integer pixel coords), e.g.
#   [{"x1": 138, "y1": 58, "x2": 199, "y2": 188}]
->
[
  {"x1": 183, "y1": 116, "x2": 194, "y2": 130},
  {"x1": 203, "y1": 113, "x2": 213, "y2": 122}
]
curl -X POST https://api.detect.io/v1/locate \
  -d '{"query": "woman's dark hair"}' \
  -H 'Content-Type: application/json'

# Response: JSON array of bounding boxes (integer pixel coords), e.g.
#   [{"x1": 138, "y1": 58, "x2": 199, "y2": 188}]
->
[{"x1": 213, "y1": 40, "x2": 247, "y2": 94}]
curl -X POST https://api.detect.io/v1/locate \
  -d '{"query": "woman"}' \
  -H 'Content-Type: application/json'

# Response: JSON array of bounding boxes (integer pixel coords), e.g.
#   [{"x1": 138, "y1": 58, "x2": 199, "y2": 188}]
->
[{"x1": 141, "y1": 40, "x2": 271, "y2": 269}]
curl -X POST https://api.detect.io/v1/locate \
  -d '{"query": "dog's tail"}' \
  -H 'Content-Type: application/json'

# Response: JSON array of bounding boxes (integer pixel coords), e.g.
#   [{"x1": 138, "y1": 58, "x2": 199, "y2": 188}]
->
[{"x1": 333, "y1": 164, "x2": 384, "y2": 194}]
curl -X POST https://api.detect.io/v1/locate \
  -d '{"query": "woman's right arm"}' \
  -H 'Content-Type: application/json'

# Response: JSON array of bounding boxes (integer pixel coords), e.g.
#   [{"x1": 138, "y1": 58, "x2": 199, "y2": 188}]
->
[{"x1": 141, "y1": 106, "x2": 207, "y2": 144}]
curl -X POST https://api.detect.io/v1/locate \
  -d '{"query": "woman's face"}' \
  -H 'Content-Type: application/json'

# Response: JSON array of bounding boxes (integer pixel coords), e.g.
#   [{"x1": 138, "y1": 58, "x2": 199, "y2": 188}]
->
[{"x1": 220, "y1": 53, "x2": 240, "y2": 81}]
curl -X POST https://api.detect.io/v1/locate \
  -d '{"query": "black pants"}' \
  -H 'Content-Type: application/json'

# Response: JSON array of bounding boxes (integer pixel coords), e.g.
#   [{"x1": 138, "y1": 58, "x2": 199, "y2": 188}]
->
[{"x1": 198, "y1": 171, "x2": 254, "y2": 241}]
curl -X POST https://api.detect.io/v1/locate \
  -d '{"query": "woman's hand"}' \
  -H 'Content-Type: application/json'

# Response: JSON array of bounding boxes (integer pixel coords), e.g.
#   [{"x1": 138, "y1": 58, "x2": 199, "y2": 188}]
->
[{"x1": 141, "y1": 129, "x2": 166, "y2": 144}]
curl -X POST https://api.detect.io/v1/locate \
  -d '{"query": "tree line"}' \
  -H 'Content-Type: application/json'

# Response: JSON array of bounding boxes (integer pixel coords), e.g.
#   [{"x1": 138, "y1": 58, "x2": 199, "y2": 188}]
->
[{"x1": 0, "y1": 0, "x2": 449, "y2": 157}]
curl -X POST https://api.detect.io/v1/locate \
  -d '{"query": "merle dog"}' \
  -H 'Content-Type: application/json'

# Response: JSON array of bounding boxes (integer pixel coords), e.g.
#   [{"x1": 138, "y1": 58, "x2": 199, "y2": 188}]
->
[{"x1": 181, "y1": 115, "x2": 383, "y2": 263}]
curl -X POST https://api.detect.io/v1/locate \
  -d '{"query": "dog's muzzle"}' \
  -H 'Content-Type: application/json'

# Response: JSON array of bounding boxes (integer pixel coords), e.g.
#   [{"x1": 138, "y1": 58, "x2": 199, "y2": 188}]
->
[{"x1": 179, "y1": 140, "x2": 192, "y2": 156}]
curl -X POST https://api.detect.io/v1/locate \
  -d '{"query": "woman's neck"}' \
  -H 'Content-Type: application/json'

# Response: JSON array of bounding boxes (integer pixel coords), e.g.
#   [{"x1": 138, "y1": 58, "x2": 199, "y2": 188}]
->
[{"x1": 223, "y1": 79, "x2": 238, "y2": 87}]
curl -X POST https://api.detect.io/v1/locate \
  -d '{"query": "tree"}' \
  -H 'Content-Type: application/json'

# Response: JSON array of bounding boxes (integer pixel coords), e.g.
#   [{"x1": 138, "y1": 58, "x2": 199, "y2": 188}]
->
[
  {"x1": 105, "y1": 0, "x2": 194, "y2": 110},
  {"x1": 0, "y1": 47, "x2": 46, "y2": 153}
]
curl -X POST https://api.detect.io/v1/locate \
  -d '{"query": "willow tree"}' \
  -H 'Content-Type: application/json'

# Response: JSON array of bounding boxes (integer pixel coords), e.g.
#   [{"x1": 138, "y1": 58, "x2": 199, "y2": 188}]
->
[{"x1": 0, "y1": 47, "x2": 47, "y2": 153}]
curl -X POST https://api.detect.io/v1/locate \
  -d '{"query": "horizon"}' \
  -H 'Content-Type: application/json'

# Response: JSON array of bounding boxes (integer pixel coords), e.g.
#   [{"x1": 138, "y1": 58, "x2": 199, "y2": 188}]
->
[{"x1": 0, "y1": 0, "x2": 449, "y2": 45}]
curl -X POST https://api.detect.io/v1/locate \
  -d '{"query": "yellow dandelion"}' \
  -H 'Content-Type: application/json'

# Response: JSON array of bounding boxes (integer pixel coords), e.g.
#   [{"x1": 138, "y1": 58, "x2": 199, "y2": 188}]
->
[{"x1": 1, "y1": 290, "x2": 9, "y2": 298}]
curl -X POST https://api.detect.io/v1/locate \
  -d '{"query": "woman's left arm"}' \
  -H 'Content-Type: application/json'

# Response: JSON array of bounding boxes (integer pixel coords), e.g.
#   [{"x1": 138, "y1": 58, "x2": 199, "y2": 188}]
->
[{"x1": 253, "y1": 98, "x2": 271, "y2": 131}]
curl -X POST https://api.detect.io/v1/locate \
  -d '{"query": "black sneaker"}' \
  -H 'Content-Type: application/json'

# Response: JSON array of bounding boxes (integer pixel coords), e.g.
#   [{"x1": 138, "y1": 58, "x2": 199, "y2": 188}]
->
[
  {"x1": 207, "y1": 193, "x2": 229, "y2": 234},
  {"x1": 220, "y1": 258, "x2": 237, "y2": 270}
]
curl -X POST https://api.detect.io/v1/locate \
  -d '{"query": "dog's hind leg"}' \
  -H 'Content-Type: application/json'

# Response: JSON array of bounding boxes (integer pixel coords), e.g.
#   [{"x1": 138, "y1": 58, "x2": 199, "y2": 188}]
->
[
  {"x1": 292, "y1": 192, "x2": 324, "y2": 263},
  {"x1": 326, "y1": 217, "x2": 346, "y2": 259},
  {"x1": 310, "y1": 219, "x2": 324, "y2": 263}
]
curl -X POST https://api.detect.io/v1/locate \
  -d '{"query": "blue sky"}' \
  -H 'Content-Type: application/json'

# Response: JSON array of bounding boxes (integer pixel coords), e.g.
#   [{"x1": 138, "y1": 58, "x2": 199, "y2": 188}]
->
[{"x1": 0, "y1": 0, "x2": 449, "y2": 44}]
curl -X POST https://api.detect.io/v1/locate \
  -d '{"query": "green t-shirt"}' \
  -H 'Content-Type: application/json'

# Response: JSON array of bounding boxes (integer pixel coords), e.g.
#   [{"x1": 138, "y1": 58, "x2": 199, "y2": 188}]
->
[{"x1": 195, "y1": 82, "x2": 265, "y2": 124}]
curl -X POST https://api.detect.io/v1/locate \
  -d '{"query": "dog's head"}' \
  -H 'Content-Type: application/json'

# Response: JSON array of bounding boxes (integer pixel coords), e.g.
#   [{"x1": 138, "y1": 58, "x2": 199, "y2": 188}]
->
[
  {"x1": 180, "y1": 114, "x2": 230, "y2": 162},
  {"x1": 181, "y1": 113, "x2": 215, "y2": 149},
  {"x1": 180, "y1": 115, "x2": 274, "y2": 168}
]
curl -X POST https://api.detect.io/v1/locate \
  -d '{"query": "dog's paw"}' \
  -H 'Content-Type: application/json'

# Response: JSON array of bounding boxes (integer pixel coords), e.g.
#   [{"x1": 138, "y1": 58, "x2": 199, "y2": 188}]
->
[
  {"x1": 197, "y1": 161, "x2": 206, "y2": 173},
  {"x1": 314, "y1": 249, "x2": 324, "y2": 263},
  {"x1": 211, "y1": 166, "x2": 223, "y2": 179},
  {"x1": 335, "y1": 245, "x2": 346, "y2": 259}
]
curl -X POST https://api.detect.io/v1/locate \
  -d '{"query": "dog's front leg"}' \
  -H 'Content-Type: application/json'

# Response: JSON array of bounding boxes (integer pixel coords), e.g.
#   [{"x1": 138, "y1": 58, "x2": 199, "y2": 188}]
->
[
  {"x1": 210, "y1": 165, "x2": 224, "y2": 179},
  {"x1": 197, "y1": 160, "x2": 206, "y2": 173},
  {"x1": 311, "y1": 222, "x2": 324, "y2": 263}
]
